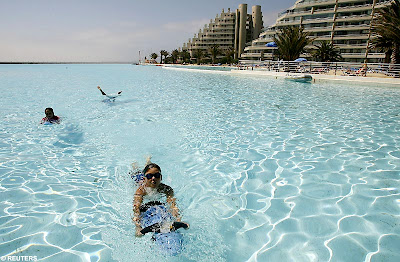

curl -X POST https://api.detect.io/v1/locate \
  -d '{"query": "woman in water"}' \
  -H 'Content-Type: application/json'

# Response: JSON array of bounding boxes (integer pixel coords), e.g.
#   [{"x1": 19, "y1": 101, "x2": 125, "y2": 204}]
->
[
  {"x1": 132, "y1": 163, "x2": 189, "y2": 237},
  {"x1": 40, "y1": 107, "x2": 61, "y2": 124}
]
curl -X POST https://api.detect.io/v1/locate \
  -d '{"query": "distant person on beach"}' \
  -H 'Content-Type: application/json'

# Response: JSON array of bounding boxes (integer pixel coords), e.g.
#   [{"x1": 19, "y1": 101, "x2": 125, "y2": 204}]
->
[
  {"x1": 97, "y1": 86, "x2": 122, "y2": 100},
  {"x1": 132, "y1": 162, "x2": 189, "y2": 237},
  {"x1": 40, "y1": 108, "x2": 60, "y2": 124}
]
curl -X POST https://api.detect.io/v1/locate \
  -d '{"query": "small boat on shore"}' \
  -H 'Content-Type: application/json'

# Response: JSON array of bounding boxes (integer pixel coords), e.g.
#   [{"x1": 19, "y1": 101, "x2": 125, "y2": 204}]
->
[{"x1": 285, "y1": 74, "x2": 313, "y2": 83}]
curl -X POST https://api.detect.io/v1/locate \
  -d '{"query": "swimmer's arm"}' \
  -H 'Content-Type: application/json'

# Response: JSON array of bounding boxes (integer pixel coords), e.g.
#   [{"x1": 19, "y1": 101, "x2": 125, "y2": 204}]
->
[
  {"x1": 133, "y1": 188, "x2": 144, "y2": 220},
  {"x1": 133, "y1": 187, "x2": 144, "y2": 236},
  {"x1": 145, "y1": 155, "x2": 152, "y2": 165},
  {"x1": 166, "y1": 189, "x2": 181, "y2": 221},
  {"x1": 97, "y1": 86, "x2": 107, "y2": 96},
  {"x1": 54, "y1": 117, "x2": 61, "y2": 124}
]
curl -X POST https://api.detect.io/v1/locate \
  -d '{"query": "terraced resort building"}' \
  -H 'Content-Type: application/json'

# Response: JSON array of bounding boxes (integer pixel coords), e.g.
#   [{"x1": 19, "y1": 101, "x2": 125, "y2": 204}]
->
[
  {"x1": 182, "y1": 4, "x2": 263, "y2": 61},
  {"x1": 241, "y1": 0, "x2": 393, "y2": 63}
]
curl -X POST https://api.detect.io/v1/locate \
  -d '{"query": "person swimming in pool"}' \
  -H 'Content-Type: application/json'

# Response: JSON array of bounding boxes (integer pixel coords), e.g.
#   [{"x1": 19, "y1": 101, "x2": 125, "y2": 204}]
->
[
  {"x1": 132, "y1": 163, "x2": 189, "y2": 237},
  {"x1": 40, "y1": 107, "x2": 61, "y2": 124},
  {"x1": 97, "y1": 86, "x2": 122, "y2": 100}
]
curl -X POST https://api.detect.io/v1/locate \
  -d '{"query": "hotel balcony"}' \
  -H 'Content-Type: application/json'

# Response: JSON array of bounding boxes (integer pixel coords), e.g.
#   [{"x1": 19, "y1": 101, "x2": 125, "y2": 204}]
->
[
  {"x1": 283, "y1": 10, "x2": 314, "y2": 19},
  {"x1": 313, "y1": 36, "x2": 334, "y2": 41},
  {"x1": 335, "y1": 14, "x2": 372, "y2": 22},
  {"x1": 295, "y1": 0, "x2": 336, "y2": 9},
  {"x1": 334, "y1": 24, "x2": 370, "y2": 31},
  {"x1": 206, "y1": 31, "x2": 235, "y2": 36},
  {"x1": 302, "y1": 17, "x2": 335, "y2": 24},
  {"x1": 212, "y1": 28, "x2": 235, "y2": 32},
  {"x1": 337, "y1": 3, "x2": 374, "y2": 12},
  {"x1": 341, "y1": 53, "x2": 369, "y2": 59},
  {"x1": 241, "y1": 53, "x2": 262, "y2": 57},
  {"x1": 240, "y1": 53, "x2": 274, "y2": 59},
  {"x1": 194, "y1": 40, "x2": 234, "y2": 46},
  {"x1": 275, "y1": 20, "x2": 302, "y2": 27},
  {"x1": 375, "y1": 0, "x2": 394, "y2": 8},
  {"x1": 304, "y1": 27, "x2": 334, "y2": 32},
  {"x1": 251, "y1": 38, "x2": 267, "y2": 44},
  {"x1": 190, "y1": 46, "x2": 208, "y2": 50},
  {"x1": 313, "y1": 7, "x2": 337, "y2": 15},
  {"x1": 201, "y1": 34, "x2": 234, "y2": 39},
  {"x1": 251, "y1": 41, "x2": 275, "y2": 47},
  {"x1": 257, "y1": 38, "x2": 275, "y2": 44},
  {"x1": 245, "y1": 46, "x2": 276, "y2": 51},
  {"x1": 365, "y1": 53, "x2": 385, "y2": 58},
  {"x1": 334, "y1": 44, "x2": 367, "y2": 48},
  {"x1": 214, "y1": 22, "x2": 235, "y2": 27},
  {"x1": 333, "y1": 34, "x2": 369, "y2": 40}
]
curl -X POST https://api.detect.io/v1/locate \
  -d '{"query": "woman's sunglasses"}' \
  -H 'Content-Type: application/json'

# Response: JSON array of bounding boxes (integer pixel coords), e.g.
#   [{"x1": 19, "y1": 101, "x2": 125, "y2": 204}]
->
[{"x1": 145, "y1": 172, "x2": 161, "y2": 179}]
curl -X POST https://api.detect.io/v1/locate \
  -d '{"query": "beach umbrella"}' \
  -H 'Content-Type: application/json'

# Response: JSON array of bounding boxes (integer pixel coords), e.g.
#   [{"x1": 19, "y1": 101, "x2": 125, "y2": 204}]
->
[
  {"x1": 294, "y1": 58, "x2": 307, "y2": 62},
  {"x1": 265, "y1": 42, "x2": 277, "y2": 47}
]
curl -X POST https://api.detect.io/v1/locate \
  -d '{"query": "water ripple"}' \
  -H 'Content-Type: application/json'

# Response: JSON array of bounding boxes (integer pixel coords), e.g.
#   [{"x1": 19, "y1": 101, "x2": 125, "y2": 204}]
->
[{"x1": 1, "y1": 65, "x2": 400, "y2": 261}]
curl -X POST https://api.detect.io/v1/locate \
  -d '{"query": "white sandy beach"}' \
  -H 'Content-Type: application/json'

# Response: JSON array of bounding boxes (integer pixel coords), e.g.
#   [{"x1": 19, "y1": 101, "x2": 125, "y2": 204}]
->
[
  {"x1": 162, "y1": 64, "x2": 400, "y2": 87},
  {"x1": 230, "y1": 69, "x2": 400, "y2": 87}
]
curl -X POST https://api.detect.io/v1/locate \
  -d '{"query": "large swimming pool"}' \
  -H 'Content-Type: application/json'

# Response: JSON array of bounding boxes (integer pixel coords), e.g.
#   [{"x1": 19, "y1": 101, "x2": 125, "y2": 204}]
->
[{"x1": 0, "y1": 64, "x2": 399, "y2": 262}]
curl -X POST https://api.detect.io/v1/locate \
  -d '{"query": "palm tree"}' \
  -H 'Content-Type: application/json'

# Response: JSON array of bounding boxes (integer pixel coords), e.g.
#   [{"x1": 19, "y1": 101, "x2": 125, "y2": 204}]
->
[
  {"x1": 160, "y1": 50, "x2": 169, "y2": 64},
  {"x1": 192, "y1": 49, "x2": 204, "y2": 64},
  {"x1": 150, "y1": 53, "x2": 158, "y2": 62},
  {"x1": 224, "y1": 47, "x2": 235, "y2": 64},
  {"x1": 372, "y1": 0, "x2": 400, "y2": 64},
  {"x1": 208, "y1": 44, "x2": 220, "y2": 64},
  {"x1": 164, "y1": 55, "x2": 173, "y2": 64},
  {"x1": 180, "y1": 50, "x2": 190, "y2": 64},
  {"x1": 171, "y1": 49, "x2": 179, "y2": 64},
  {"x1": 312, "y1": 41, "x2": 342, "y2": 62},
  {"x1": 273, "y1": 26, "x2": 313, "y2": 61},
  {"x1": 370, "y1": 35, "x2": 393, "y2": 63}
]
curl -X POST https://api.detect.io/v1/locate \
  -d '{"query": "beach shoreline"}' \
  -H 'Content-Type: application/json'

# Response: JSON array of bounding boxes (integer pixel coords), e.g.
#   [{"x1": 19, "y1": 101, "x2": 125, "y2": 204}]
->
[
  {"x1": 160, "y1": 64, "x2": 400, "y2": 87},
  {"x1": 229, "y1": 69, "x2": 400, "y2": 87}
]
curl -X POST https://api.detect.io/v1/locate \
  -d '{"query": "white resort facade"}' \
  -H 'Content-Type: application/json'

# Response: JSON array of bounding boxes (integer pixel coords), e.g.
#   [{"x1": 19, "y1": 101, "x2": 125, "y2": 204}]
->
[
  {"x1": 242, "y1": 0, "x2": 394, "y2": 63},
  {"x1": 182, "y1": 4, "x2": 263, "y2": 60}
]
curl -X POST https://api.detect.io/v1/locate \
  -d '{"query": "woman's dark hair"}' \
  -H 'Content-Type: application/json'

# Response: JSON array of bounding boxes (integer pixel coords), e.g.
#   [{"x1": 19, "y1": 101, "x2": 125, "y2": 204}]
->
[
  {"x1": 142, "y1": 163, "x2": 161, "y2": 174},
  {"x1": 45, "y1": 108, "x2": 54, "y2": 113}
]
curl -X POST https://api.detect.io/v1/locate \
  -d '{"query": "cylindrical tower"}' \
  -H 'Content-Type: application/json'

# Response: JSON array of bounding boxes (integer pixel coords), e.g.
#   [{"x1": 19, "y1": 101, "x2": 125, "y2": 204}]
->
[
  {"x1": 252, "y1": 5, "x2": 262, "y2": 40},
  {"x1": 234, "y1": 8, "x2": 240, "y2": 59},
  {"x1": 238, "y1": 4, "x2": 247, "y2": 59}
]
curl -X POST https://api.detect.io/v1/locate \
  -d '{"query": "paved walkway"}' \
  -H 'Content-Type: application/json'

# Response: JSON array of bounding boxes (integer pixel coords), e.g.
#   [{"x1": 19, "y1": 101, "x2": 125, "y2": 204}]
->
[{"x1": 230, "y1": 69, "x2": 400, "y2": 87}]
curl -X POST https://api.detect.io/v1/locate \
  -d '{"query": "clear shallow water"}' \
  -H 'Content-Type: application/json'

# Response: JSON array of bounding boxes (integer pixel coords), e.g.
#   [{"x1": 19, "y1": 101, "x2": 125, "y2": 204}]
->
[
  {"x1": 166, "y1": 65, "x2": 233, "y2": 71},
  {"x1": 0, "y1": 64, "x2": 400, "y2": 262}
]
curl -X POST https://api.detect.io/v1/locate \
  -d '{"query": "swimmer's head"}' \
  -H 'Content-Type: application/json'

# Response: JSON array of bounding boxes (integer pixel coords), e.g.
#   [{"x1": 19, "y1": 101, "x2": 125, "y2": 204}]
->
[
  {"x1": 143, "y1": 163, "x2": 161, "y2": 174},
  {"x1": 45, "y1": 108, "x2": 55, "y2": 118},
  {"x1": 143, "y1": 163, "x2": 162, "y2": 188}
]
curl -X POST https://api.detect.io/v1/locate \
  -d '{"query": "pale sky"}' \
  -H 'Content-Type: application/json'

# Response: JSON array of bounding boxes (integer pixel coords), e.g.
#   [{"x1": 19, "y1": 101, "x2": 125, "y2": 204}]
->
[{"x1": 0, "y1": 0, "x2": 295, "y2": 63}]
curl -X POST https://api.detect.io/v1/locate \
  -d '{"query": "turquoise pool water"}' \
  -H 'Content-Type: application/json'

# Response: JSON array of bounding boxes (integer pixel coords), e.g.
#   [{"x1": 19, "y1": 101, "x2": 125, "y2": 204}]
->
[
  {"x1": 0, "y1": 64, "x2": 399, "y2": 262},
  {"x1": 166, "y1": 65, "x2": 233, "y2": 71}
]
